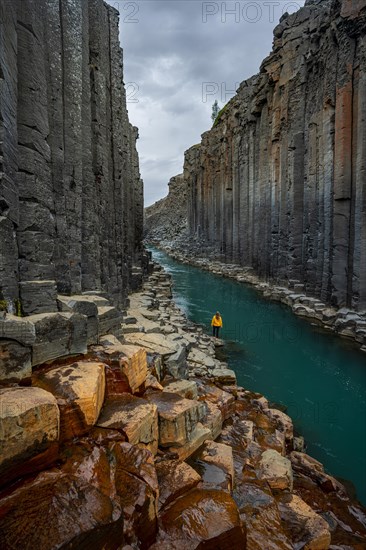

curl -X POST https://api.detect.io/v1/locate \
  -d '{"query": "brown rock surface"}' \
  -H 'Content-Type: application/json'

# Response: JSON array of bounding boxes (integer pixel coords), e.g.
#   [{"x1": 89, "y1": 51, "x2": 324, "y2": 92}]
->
[
  {"x1": 33, "y1": 361, "x2": 105, "y2": 440},
  {"x1": 0, "y1": 387, "x2": 59, "y2": 484},
  {"x1": 97, "y1": 394, "x2": 158, "y2": 455},
  {"x1": 156, "y1": 460, "x2": 201, "y2": 510}
]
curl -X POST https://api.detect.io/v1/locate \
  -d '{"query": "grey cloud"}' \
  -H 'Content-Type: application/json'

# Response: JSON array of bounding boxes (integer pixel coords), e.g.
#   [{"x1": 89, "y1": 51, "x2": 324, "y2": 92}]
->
[{"x1": 108, "y1": 0, "x2": 305, "y2": 205}]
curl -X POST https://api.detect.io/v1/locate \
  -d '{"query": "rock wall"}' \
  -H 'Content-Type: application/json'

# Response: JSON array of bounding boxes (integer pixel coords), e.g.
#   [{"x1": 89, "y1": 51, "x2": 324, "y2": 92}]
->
[
  {"x1": 185, "y1": 0, "x2": 366, "y2": 310},
  {"x1": 144, "y1": 173, "x2": 187, "y2": 244},
  {"x1": 0, "y1": 0, "x2": 144, "y2": 314}
]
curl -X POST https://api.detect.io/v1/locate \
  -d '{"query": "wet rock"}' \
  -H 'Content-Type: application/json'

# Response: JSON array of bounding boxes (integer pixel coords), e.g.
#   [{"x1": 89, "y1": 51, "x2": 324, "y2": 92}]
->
[
  {"x1": 170, "y1": 423, "x2": 212, "y2": 461},
  {"x1": 112, "y1": 442, "x2": 159, "y2": 547},
  {"x1": 195, "y1": 441, "x2": 234, "y2": 492},
  {"x1": 0, "y1": 339, "x2": 32, "y2": 383},
  {"x1": 265, "y1": 408, "x2": 294, "y2": 446},
  {"x1": 290, "y1": 451, "x2": 347, "y2": 494},
  {"x1": 33, "y1": 362, "x2": 106, "y2": 440},
  {"x1": 277, "y1": 493, "x2": 331, "y2": 549},
  {"x1": 198, "y1": 382, "x2": 235, "y2": 420},
  {"x1": 235, "y1": 480, "x2": 293, "y2": 550},
  {"x1": 156, "y1": 460, "x2": 201, "y2": 510},
  {"x1": 97, "y1": 394, "x2": 158, "y2": 455},
  {"x1": 0, "y1": 469, "x2": 125, "y2": 550},
  {"x1": 0, "y1": 387, "x2": 59, "y2": 485},
  {"x1": 158, "y1": 489, "x2": 246, "y2": 548},
  {"x1": 148, "y1": 392, "x2": 206, "y2": 448},
  {"x1": 258, "y1": 449, "x2": 293, "y2": 492}
]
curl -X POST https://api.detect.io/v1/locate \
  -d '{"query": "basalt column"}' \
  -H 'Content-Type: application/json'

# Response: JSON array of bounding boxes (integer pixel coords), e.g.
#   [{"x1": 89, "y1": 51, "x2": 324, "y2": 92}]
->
[
  {"x1": 0, "y1": 0, "x2": 144, "y2": 314},
  {"x1": 184, "y1": 0, "x2": 366, "y2": 311}
]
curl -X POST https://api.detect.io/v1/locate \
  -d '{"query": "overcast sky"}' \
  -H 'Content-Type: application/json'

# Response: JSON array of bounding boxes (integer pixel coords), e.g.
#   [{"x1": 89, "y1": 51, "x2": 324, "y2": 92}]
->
[{"x1": 106, "y1": 0, "x2": 306, "y2": 206}]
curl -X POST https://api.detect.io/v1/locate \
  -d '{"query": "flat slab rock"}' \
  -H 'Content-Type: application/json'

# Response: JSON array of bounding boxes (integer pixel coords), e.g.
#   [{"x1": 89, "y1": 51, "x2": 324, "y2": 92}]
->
[
  {"x1": 124, "y1": 332, "x2": 179, "y2": 357},
  {"x1": 196, "y1": 441, "x2": 234, "y2": 492},
  {"x1": 0, "y1": 387, "x2": 59, "y2": 480},
  {"x1": 33, "y1": 362, "x2": 106, "y2": 440},
  {"x1": 97, "y1": 394, "x2": 158, "y2": 455},
  {"x1": 162, "y1": 379, "x2": 198, "y2": 399}
]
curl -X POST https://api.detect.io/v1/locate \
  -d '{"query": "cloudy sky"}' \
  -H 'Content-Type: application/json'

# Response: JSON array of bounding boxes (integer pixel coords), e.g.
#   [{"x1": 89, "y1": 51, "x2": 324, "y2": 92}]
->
[{"x1": 106, "y1": 0, "x2": 305, "y2": 205}]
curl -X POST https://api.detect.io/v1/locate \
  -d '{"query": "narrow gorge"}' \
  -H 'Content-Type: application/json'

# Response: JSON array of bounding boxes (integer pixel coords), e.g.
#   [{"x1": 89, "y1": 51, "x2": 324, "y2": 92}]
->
[{"x1": 1, "y1": 0, "x2": 366, "y2": 549}]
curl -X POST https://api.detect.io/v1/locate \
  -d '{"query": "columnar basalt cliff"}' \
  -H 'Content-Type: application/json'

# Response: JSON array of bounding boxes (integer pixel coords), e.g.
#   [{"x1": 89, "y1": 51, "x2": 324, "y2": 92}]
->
[
  {"x1": 144, "y1": 173, "x2": 187, "y2": 243},
  {"x1": 184, "y1": 0, "x2": 366, "y2": 311},
  {"x1": 0, "y1": 0, "x2": 144, "y2": 314}
]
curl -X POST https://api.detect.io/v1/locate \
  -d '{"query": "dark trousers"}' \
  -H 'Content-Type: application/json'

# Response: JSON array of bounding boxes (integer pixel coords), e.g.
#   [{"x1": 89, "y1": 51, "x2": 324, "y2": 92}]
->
[{"x1": 212, "y1": 326, "x2": 220, "y2": 338}]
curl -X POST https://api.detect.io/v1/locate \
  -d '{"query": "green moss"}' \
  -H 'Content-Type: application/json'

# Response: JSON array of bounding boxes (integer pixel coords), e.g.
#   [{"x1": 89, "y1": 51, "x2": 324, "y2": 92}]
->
[
  {"x1": 0, "y1": 300, "x2": 7, "y2": 311},
  {"x1": 14, "y1": 299, "x2": 22, "y2": 317},
  {"x1": 212, "y1": 102, "x2": 229, "y2": 128}
]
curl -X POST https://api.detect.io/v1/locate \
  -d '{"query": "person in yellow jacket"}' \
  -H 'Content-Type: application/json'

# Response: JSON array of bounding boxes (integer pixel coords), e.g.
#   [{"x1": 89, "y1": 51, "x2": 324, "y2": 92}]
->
[{"x1": 211, "y1": 311, "x2": 223, "y2": 338}]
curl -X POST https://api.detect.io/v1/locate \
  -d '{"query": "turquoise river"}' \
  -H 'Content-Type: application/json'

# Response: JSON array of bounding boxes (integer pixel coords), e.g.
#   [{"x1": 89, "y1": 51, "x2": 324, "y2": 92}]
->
[{"x1": 151, "y1": 248, "x2": 366, "y2": 505}]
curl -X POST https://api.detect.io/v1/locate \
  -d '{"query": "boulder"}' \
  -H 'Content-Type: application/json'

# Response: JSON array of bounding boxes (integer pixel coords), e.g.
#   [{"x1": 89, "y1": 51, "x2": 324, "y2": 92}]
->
[
  {"x1": 199, "y1": 383, "x2": 235, "y2": 420},
  {"x1": 265, "y1": 408, "x2": 294, "y2": 444},
  {"x1": 93, "y1": 335, "x2": 148, "y2": 394},
  {"x1": 158, "y1": 489, "x2": 245, "y2": 548},
  {"x1": 0, "y1": 387, "x2": 59, "y2": 484},
  {"x1": 147, "y1": 392, "x2": 206, "y2": 448},
  {"x1": 211, "y1": 367, "x2": 237, "y2": 385},
  {"x1": 169, "y1": 423, "x2": 212, "y2": 461},
  {"x1": 0, "y1": 339, "x2": 32, "y2": 383},
  {"x1": 195, "y1": 441, "x2": 234, "y2": 492},
  {"x1": 97, "y1": 306, "x2": 123, "y2": 340},
  {"x1": 156, "y1": 460, "x2": 201, "y2": 510},
  {"x1": 258, "y1": 449, "x2": 293, "y2": 492},
  {"x1": 277, "y1": 493, "x2": 331, "y2": 549},
  {"x1": 235, "y1": 480, "x2": 293, "y2": 550},
  {"x1": 33, "y1": 362, "x2": 106, "y2": 440},
  {"x1": 97, "y1": 394, "x2": 158, "y2": 455}
]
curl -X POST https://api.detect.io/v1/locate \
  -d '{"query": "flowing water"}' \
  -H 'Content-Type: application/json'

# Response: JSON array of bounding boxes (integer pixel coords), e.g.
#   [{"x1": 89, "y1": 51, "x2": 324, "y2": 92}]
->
[{"x1": 150, "y1": 248, "x2": 366, "y2": 504}]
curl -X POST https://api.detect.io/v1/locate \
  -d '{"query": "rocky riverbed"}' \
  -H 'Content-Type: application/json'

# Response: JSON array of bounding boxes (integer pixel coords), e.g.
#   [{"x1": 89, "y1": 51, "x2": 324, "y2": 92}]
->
[
  {"x1": 147, "y1": 238, "x2": 366, "y2": 355},
  {"x1": 1, "y1": 262, "x2": 366, "y2": 549}
]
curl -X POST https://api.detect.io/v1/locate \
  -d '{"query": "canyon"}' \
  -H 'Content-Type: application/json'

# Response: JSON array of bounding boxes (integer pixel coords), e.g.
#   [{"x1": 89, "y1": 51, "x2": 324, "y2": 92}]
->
[
  {"x1": 1, "y1": 0, "x2": 366, "y2": 548},
  {"x1": 147, "y1": 0, "x2": 366, "y2": 313}
]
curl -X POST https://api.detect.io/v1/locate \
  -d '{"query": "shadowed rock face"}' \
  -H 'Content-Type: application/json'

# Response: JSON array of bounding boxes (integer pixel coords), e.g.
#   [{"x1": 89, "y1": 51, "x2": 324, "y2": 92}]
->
[
  {"x1": 0, "y1": 0, "x2": 144, "y2": 312},
  {"x1": 183, "y1": 0, "x2": 366, "y2": 310}
]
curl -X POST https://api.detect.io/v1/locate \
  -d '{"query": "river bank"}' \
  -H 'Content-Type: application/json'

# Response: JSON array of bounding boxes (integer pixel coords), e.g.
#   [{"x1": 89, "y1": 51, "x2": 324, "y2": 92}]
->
[
  {"x1": 147, "y1": 238, "x2": 366, "y2": 353},
  {"x1": 1, "y1": 262, "x2": 366, "y2": 548}
]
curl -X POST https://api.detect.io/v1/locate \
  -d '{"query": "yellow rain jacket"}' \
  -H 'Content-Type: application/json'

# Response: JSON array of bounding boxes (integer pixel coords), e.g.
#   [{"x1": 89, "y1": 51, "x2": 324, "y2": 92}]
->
[{"x1": 211, "y1": 315, "x2": 223, "y2": 327}]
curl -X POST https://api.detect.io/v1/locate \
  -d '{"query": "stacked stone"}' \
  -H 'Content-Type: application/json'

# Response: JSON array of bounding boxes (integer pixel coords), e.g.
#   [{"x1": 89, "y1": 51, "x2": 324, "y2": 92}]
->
[
  {"x1": 0, "y1": 0, "x2": 144, "y2": 314},
  {"x1": 184, "y1": 0, "x2": 366, "y2": 310},
  {"x1": 1, "y1": 264, "x2": 366, "y2": 548}
]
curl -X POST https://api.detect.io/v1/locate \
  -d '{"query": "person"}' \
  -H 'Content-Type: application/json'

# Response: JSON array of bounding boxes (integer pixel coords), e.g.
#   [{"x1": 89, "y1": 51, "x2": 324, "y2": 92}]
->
[{"x1": 211, "y1": 311, "x2": 223, "y2": 338}]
